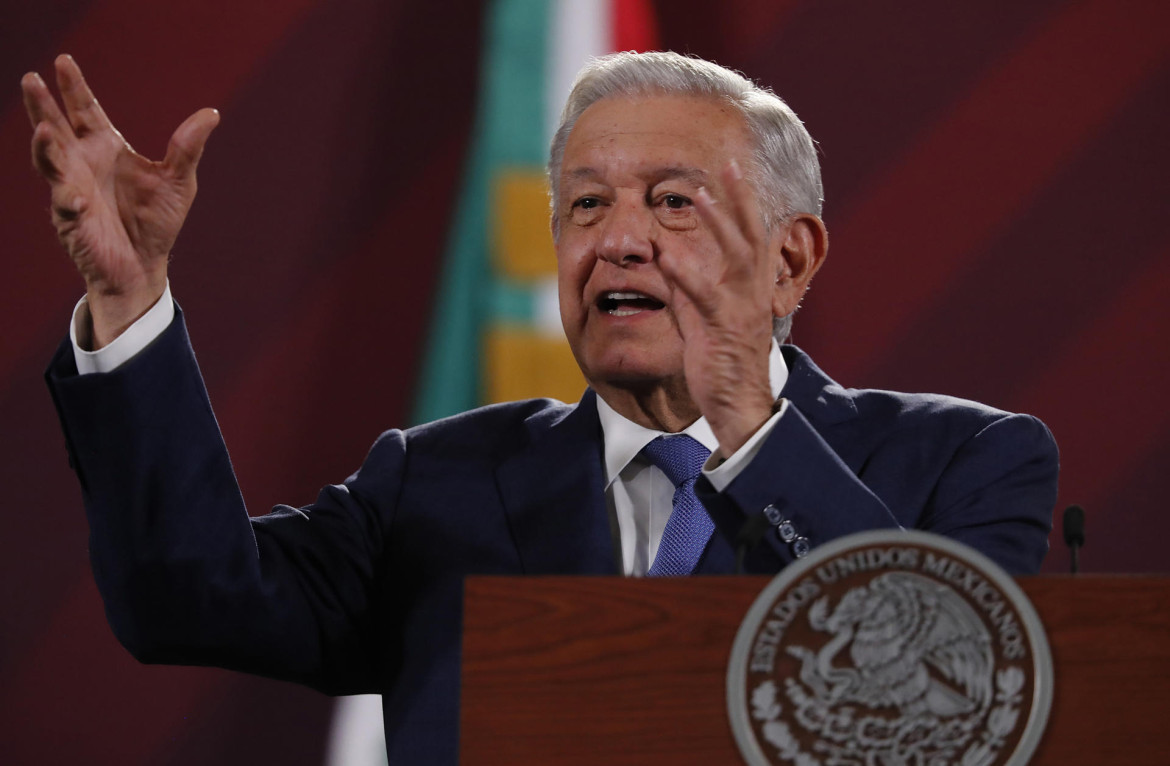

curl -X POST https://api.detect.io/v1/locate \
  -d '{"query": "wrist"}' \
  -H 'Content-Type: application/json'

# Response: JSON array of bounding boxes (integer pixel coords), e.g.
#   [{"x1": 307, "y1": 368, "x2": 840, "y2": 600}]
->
[
  {"x1": 86, "y1": 280, "x2": 166, "y2": 350},
  {"x1": 711, "y1": 394, "x2": 775, "y2": 459}
]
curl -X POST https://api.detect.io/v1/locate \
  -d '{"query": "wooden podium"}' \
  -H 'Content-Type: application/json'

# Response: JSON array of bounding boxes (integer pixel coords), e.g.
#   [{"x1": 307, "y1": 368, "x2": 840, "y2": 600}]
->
[{"x1": 461, "y1": 575, "x2": 1170, "y2": 764}]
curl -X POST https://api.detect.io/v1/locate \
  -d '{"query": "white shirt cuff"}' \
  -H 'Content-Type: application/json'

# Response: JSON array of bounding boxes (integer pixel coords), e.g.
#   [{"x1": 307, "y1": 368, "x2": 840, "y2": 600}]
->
[
  {"x1": 71, "y1": 283, "x2": 175, "y2": 374},
  {"x1": 701, "y1": 399, "x2": 789, "y2": 493}
]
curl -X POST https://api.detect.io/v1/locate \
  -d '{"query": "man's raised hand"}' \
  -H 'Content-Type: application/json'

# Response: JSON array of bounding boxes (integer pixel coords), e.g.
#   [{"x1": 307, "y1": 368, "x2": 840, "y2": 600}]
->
[
  {"x1": 659, "y1": 159, "x2": 826, "y2": 458},
  {"x1": 22, "y1": 54, "x2": 219, "y2": 349}
]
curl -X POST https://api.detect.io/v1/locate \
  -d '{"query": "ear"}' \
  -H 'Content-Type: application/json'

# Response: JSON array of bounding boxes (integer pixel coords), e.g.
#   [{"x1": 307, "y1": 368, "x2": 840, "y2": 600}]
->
[{"x1": 770, "y1": 213, "x2": 828, "y2": 319}]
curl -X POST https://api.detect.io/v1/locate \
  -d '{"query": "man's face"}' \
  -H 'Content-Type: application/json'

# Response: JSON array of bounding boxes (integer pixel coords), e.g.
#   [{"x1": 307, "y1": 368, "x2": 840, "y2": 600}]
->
[{"x1": 555, "y1": 93, "x2": 761, "y2": 395}]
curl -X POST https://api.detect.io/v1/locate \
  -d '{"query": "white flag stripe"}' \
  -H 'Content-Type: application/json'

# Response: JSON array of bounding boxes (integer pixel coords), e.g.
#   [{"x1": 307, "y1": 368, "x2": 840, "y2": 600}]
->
[{"x1": 545, "y1": 0, "x2": 614, "y2": 146}]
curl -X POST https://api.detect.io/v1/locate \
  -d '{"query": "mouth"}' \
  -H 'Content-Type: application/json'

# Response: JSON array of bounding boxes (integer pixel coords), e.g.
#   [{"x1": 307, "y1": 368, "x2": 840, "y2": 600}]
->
[{"x1": 597, "y1": 291, "x2": 666, "y2": 317}]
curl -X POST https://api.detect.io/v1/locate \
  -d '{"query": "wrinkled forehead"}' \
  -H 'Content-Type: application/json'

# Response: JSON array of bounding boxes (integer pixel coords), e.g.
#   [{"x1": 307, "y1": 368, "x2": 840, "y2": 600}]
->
[{"x1": 559, "y1": 94, "x2": 754, "y2": 186}]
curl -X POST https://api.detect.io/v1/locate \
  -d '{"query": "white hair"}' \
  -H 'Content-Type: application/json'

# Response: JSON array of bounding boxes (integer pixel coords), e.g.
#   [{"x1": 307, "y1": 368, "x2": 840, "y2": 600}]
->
[{"x1": 548, "y1": 51, "x2": 823, "y2": 342}]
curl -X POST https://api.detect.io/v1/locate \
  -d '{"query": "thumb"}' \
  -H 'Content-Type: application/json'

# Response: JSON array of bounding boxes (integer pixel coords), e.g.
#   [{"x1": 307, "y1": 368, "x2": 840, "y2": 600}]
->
[
  {"x1": 164, "y1": 107, "x2": 220, "y2": 179},
  {"x1": 667, "y1": 283, "x2": 703, "y2": 341}
]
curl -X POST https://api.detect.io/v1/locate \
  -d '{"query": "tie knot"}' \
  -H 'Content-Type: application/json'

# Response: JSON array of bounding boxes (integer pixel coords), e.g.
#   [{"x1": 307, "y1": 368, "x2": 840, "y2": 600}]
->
[{"x1": 642, "y1": 434, "x2": 711, "y2": 488}]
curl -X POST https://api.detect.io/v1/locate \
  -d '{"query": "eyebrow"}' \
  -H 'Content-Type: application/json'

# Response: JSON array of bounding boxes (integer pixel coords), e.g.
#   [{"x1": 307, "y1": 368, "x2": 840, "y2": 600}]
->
[
  {"x1": 565, "y1": 166, "x2": 710, "y2": 186},
  {"x1": 655, "y1": 166, "x2": 710, "y2": 186}
]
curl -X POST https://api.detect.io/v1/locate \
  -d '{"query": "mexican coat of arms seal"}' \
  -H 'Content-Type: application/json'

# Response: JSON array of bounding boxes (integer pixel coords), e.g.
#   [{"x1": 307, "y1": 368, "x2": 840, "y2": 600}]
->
[{"x1": 727, "y1": 530, "x2": 1053, "y2": 766}]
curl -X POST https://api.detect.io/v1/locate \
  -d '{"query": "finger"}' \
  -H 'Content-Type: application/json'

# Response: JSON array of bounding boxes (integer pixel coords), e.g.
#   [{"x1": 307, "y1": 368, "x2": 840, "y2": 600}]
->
[
  {"x1": 666, "y1": 282, "x2": 702, "y2": 337},
  {"x1": 21, "y1": 71, "x2": 75, "y2": 138},
  {"x1": 693, "y1": 183, "x2": 753, "y2": 277},
  {"x1": 55, "y1": 54, "x2": 115, "y2": 137},
  {"x1": 658, "y1": 226, "x2": 721, "y2": 318},
  {"x1": 722, "y1": 159, "x2": 767, "y2": 253},
  {"x1": 50, "y1": 178, "x2": 88, "y2": 227},
  {"x1": 164, "y1": 108, "x2": 220, "y2": 179},
  {"x1": 32, "y1": 123, "x2": 91, "y2": 223},
  {"x1": 651, "y1": 257, "x2": 708, "y2": 346},
  {"x1": 31, "y1": 121, "x2": 68, "y2": 181}
]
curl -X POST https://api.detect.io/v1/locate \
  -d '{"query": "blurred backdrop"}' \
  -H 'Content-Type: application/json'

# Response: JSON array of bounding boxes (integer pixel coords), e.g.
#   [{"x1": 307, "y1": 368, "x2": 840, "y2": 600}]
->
[{"x1": 2, "y1": 0, "x2": 1167, "y2": 763}]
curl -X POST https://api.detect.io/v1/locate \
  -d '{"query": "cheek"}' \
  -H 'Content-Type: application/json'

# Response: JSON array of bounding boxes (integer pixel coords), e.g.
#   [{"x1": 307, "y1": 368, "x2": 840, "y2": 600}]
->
[
  {"x1": 555, "y1": 246, "x2": 592, "y2": 303},
  {"x1": 555, "y1": 271, "x2": 587, "y2": 338},
  {"x1": 556, "y1": 276, "x2": 578, "y2": 322},
  {"x1": 668, "y1": 236, "x2": 721, "y2": 283}
]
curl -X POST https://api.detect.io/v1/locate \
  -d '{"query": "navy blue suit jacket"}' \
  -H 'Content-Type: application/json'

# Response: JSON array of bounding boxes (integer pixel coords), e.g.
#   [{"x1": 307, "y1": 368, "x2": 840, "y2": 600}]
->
[{"x1": 46, "y1": 307, "x2": 1057, "y2": 763}]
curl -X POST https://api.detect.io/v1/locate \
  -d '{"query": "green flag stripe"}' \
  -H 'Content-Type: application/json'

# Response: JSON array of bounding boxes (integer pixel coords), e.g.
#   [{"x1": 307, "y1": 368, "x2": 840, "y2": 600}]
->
[{"x1": 411, "y1": 0, "x2": 551, "y2": 424}]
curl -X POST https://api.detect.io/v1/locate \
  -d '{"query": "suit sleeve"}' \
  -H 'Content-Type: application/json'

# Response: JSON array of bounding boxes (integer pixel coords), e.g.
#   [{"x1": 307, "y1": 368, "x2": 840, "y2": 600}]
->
[
  {"x1": 911, "y1": 412, "x2": 1058, "y2": 574},
  {"x1": 46, "y1": 305, "x2": 396, "y2": 694},
  {"x1": 695, "y1": 403, "x2": 1058, "y2": 576}
]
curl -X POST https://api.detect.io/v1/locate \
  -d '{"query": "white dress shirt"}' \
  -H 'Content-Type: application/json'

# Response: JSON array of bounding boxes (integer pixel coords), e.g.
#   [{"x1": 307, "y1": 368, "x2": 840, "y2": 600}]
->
[{"x1": 69, "y1": 286, "x2": 790, "y2": 576}]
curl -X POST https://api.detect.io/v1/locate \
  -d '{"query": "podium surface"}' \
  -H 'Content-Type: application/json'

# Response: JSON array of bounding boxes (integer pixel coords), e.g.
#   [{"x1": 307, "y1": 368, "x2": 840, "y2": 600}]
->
[{"x1": 462, "y1": 575, "x2": 1170, "y2": 764}]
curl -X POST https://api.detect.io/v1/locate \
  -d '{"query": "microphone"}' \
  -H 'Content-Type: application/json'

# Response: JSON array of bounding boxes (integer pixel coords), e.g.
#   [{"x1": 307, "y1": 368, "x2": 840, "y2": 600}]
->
[
  {"x1": 1062, "y1": 504, "x2": 1086, "y2": 574},
  {"x1": 734, "y1": 512, "x2": 773, "y2": 575}
]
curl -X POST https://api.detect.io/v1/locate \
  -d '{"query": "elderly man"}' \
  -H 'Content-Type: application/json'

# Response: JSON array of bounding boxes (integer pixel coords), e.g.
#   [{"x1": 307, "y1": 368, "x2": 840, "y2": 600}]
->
[{"x1": 24, "y1": 51, "x2": 1056, "y2": 763}]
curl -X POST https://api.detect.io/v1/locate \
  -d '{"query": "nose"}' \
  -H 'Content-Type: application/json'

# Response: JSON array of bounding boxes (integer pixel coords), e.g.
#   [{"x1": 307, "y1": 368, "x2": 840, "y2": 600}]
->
[{"x1": 596, "y1": 197, "x2": 654, "y2": 266}]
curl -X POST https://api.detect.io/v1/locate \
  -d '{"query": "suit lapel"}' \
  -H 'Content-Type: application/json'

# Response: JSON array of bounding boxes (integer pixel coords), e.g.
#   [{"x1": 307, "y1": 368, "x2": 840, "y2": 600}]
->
[
  {"x1": 495, "y1": 390, "x2": 619, "y2": 575},
  {"x1": 493, "y1": 349, "x2": 861, "y2": 577}
]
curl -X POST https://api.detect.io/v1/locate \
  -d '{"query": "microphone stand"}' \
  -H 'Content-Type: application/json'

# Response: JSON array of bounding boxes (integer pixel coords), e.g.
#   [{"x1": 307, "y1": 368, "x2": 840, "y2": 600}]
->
[{"x1": 1063, "y1": 504, "x2": 1086, "y2": 574}]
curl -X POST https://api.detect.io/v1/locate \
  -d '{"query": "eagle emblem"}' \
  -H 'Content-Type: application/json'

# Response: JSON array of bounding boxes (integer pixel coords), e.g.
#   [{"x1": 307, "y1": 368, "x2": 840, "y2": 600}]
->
[
  {"x1": 728, "y1": 531, "x2": 1052, "y2": 766},
  {"x1": 784, "y1": 572, "x2": 994, "y2": 763}
]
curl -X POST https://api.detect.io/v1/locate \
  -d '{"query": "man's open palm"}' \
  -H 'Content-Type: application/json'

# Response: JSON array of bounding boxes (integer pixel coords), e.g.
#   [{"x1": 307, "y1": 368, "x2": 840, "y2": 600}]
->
[{"x1": 21, "y1": 54, "x2": 218, "y2": 347}]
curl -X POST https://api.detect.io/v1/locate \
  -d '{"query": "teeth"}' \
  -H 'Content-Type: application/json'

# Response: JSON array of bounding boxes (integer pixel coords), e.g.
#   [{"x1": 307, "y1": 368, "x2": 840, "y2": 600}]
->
[{"x1": 600, "y1": 290, "x2": 662, "y2": 316}]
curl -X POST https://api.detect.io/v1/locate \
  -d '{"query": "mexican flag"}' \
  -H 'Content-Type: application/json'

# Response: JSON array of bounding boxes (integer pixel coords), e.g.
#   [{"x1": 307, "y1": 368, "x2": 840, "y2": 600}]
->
[{"x1": 413, "y1": 0, "x2": 660, "y2": 424}]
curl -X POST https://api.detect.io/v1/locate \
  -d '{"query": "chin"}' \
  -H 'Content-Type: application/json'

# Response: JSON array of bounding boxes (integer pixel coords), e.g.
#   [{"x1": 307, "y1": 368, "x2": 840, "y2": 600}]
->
[{"x1": 584, "y1": 353, "x2": 682, "y2": 390}]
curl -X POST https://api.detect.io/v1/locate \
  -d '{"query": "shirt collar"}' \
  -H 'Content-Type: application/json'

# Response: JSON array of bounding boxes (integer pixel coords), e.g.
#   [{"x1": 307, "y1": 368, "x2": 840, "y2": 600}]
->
[{"x1": 596, "y1": 339, "x2": 789, "y2": 487}]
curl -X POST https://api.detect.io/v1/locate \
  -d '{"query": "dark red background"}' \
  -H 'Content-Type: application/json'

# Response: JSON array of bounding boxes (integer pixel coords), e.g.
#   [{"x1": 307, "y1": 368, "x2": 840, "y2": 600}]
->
[{"x1": 2, "y1": 1, "x2": 1167, "y2": 762}]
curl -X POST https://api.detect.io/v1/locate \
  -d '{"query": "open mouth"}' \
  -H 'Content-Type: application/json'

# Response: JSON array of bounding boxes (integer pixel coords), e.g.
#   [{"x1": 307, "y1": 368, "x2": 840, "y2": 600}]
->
[{"x1": 598, "y1": 291, "x2": 666, "y2": 317}]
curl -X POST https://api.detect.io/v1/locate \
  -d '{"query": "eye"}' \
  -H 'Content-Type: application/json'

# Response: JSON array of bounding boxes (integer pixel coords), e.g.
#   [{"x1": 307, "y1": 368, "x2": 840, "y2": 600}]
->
[
  {"x1": 652, "y1": 190, "x2": 699, "y2": 231},
  {"x1": 568, "y1": 194, "x2": 607, "y2": 226},
  {"x1": 572, "y1": 196, "x2": 602, "y2": 210}
]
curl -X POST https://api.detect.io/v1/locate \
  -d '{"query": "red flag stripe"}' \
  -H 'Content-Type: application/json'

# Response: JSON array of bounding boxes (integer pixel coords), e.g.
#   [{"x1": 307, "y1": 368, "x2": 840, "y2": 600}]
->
[{"x1": 612, "y1": 0, "x2": 660, "y2": 52}]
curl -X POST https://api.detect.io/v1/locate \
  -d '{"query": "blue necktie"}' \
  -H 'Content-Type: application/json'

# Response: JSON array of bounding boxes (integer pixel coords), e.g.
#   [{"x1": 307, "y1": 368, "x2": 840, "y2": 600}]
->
[{"x1": 643, "y1": 434, "x2": 714, "y2": 576}]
